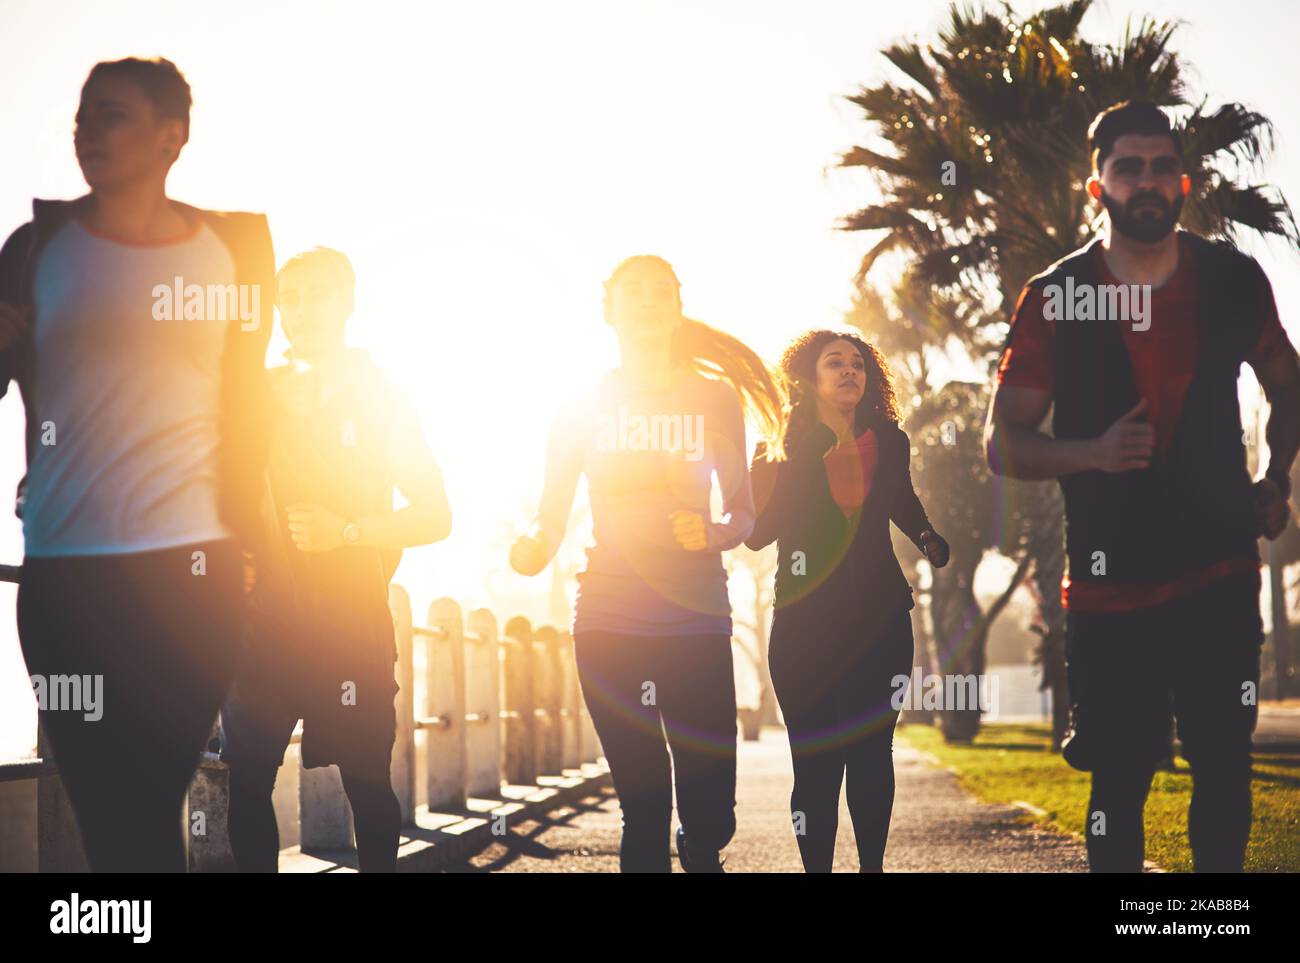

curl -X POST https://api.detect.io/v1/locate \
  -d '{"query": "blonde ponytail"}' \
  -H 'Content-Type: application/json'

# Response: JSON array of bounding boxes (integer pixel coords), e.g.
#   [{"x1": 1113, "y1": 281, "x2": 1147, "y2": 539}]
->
[
  {"x1": 672, "y1": 316, "x2": 787, "y2": 457},
  {"x1": 604, "y1": 255, "x2": 788, "y2": 457}
]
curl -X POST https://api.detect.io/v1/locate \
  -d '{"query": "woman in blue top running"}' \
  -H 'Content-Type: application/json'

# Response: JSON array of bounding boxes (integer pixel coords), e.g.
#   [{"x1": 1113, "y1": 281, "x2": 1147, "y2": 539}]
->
[{"x1": 510, "y1": 254, "x2": 784, "y2": 872}]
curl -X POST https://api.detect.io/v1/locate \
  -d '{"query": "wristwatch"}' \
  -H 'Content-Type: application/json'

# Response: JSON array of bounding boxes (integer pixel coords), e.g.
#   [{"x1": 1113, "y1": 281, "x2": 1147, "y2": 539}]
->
[{"x1": 342, "y1": 521, "x2": 362, "y2": 545}]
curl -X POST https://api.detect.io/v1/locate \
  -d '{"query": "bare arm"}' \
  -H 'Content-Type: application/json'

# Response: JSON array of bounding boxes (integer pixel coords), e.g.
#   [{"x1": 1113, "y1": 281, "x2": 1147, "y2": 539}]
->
[
  {"x1": 509, "y1": 405, "x2": 584, "y2": 576},
  {"x1": 283, "y1": 393, "x2": 452, "y2": 553},
  {"x1": 1249, "y1": 346, "x2": 1300, "y2": 539},
  {"x1": 700, "y1": 384, "x2": 755, "y2": 552},
  {"x1": 1255, "y1": 347, "x2": 1300, "y2": 487},
  {"x1": 353, "y1": 396, "x2": 452, "y2": 549},
  {"x1": 984, "y1": 383, "x2": 1153, "y2": 480}
]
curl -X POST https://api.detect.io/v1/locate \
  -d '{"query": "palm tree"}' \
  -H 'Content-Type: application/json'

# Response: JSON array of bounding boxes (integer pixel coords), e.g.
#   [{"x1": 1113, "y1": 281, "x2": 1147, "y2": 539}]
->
[
  {"x1": 908, "y1": 379, "x2": 1030, "y2": 741},
  {"x1": 843, "y1": 0, "x2": 1295, "y2": 310},
  {"x1": 839, "y1": 0, "x2": 1297, "y2": 746}
]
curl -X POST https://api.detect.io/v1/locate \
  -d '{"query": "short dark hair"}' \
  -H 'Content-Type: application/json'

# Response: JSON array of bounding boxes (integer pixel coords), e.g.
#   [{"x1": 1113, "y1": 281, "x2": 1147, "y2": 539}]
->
[
  {"x1": 1087, "y1": 100, "x2": 1181, "y2": 171},
  {"x1": 83, "y1": 57, "x2": 192, "y2": 144}
]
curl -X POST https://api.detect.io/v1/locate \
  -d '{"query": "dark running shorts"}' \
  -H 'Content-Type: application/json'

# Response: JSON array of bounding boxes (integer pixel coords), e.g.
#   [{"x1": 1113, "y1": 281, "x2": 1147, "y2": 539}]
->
[{"x1": 220, "y1": 595, "x2": 399, "y2": 781}]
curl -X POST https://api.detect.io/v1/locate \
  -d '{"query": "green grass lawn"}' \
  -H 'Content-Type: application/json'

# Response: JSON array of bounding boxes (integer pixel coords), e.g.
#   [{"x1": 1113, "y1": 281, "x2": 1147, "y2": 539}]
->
[{"x1": 897, "y1": 722, "x2": 1300, "y2": 873}]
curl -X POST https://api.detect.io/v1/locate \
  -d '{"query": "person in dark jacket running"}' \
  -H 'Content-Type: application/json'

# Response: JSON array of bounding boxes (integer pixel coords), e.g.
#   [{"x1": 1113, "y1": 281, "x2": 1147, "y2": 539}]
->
[
  {"x1": 986, "y1": 101, "x2": 1300, "y2": 872},
  {"x1": 747, "y1": 329, "x2": 948, "y2": 873}
]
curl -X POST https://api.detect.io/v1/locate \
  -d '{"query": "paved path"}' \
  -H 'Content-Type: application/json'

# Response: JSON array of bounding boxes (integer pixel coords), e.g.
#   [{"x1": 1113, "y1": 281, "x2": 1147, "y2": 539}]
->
[
  {"x1": 445, "y1": 726, "x2": 1089, "y2": 872},
  {"x1": 1256, "y1": 705, "x2": 1300, "y2": 749}
]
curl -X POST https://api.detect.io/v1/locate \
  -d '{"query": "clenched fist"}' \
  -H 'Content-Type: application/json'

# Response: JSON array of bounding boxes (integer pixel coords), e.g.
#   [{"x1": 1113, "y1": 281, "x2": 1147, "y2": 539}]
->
[
  {"x1": 509, "y1": 533, "x2": 550, "y2": 576},
  {"x1": 1092, "y1": 399, "x2": 1155, "y2": 473},
  {"x1": 669, "y1": 509, "x2": 708, "y2": 551},
  {"x1": 1254, "y1": 478, "x2": 1290, "y2": 540},
  {"x1": 286, "y1": 503, "x2": 347, "y2": 552}
]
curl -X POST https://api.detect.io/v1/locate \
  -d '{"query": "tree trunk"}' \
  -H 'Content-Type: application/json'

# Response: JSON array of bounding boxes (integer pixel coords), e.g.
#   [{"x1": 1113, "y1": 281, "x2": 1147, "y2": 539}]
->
[
  {"x1": 1025, "y1": 481, "x2": 1070, "y2": 750},
  {"x1": 932, "y1": 552, "x2": 1029, "y2": 743},
  {"x1": 930, "y1": 552, "x2": 985, "y2": 743},
  {"x1": 900, "y1": 600, "x2": 934, "y2": 725}
]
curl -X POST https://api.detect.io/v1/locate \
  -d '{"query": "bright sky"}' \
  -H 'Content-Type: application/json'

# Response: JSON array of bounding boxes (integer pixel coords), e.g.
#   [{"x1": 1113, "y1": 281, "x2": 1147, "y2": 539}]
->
[{"x1": 1, "y1": 0, "x2": 1296, "y2": 758}]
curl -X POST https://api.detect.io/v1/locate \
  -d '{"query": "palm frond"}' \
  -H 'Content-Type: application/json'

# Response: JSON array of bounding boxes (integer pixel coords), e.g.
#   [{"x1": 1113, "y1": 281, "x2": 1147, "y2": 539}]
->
[{"x1": 882, "y1": 41, "x2": 943, "y2": 100}]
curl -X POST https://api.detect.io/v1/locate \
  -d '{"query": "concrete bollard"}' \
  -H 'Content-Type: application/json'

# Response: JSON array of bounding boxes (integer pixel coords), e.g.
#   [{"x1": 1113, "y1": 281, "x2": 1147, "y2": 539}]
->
[
  {"x1": 532, "y1": 625, "x2": 564, "y2": 775},
  {"x1": 465, "y1": 609, "x2": 502, "y2": 797},
  {"x1": 501, "y1": 616, "x2": 536, "y2": 786},
  {"x1": 582, "y1": 715, "x2": 601, "y2": 764},
  {"x1": 274, "y1": 741, "x2": 301, "y2": 851},
  {"x1": 299, "y1": 764, "x2": 353, "y2": 851},
  {"x1": 576, "y1": 646, "x2": 601, "y2": 765},
  {"x1": 426, "y1": 597, "x2": 468, "y2": 810},
  {"x1": 389, "y1": 584, "x2": 416, "y2": 824},
  {"x1": 187, "y1": 755, "x2": 236, "y2": 872},
  {"x1": 559, "y1": 631, "x2": 581, "y2": 770}
]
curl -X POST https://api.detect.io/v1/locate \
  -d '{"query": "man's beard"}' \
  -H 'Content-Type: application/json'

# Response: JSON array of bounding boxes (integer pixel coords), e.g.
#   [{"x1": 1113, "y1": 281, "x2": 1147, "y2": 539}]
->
[{"x1": 1100, "y1": 187, "x2": 1183, "y2": 243}]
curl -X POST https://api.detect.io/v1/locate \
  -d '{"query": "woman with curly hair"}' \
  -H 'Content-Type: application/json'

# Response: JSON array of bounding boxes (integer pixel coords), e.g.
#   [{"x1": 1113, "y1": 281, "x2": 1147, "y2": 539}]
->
[{"x1": 747, "y1": 329, "x2": 948, "y2": 872}]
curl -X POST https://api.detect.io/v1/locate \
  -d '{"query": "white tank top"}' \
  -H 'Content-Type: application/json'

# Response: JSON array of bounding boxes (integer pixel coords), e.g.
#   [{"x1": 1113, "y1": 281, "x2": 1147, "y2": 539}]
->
[{"x1": 23, "y1": 218, "x2": 240, "y2": 556}]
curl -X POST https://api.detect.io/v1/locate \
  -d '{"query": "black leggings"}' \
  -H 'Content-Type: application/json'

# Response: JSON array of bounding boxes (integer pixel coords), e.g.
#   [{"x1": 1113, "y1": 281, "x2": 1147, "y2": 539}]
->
[
  {"x1": 220, "y1": 596, "x2": 402, "y2": 872},
  {"x1": 573, "y1": 630, "x2": 737, "y2": 873},
  {"x1": 771, "y1": 609, "x2": 914, "y2": 873},
  {"x1": 227, "y1": 762, "x2": 401, "y2": 872},
  {"x1": 18, "y1": 541, "x2": 245, "y2": 872}
]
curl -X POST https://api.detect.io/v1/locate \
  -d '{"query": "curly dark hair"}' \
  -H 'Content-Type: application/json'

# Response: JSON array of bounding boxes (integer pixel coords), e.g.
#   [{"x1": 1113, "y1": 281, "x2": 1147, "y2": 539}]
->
[{"x1": 776, "y1": 329, "x2": 901, "y2": 455}]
